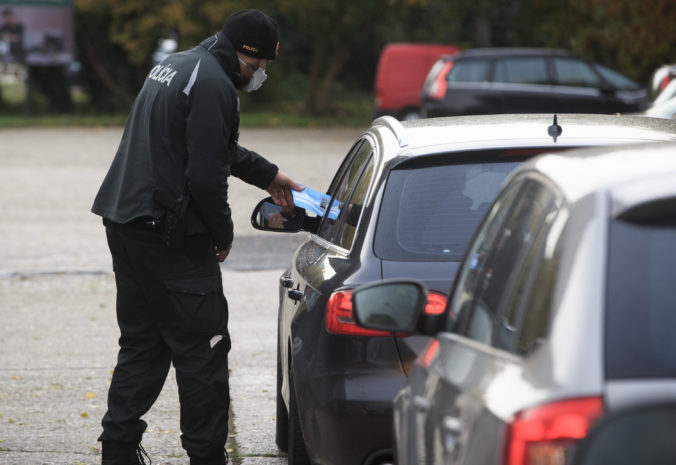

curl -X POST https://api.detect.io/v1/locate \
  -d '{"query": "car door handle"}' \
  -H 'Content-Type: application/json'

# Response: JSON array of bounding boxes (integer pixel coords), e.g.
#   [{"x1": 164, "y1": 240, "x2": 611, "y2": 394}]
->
[
  {"x1": 442, "y1": 416, "x2": 462, "y2": 436},
  {"x1": 280, "y1": 277, "x2": 294, "y2": 288},
  {"x1": 414, "y1": 396, "x2": 430, "y2": 412},
  {"x1": 442, "y1": 416, "x2": 463, "y2": 456},
  {"x1": 288, "y1": 289, "x2": 303, "y2": 301}
]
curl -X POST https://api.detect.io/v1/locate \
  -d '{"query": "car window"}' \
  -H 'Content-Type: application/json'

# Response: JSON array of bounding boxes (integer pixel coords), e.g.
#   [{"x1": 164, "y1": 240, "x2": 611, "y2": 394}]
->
[
  {"x1": 494, "y1": 57, "x2": 549, "y2": 85},
  {"x1": 593, "y1": 63, "x2": 643, "y2": 91},
  {"x1": 605, "y1": 216, "x2": 676, "y2": 379},
  {"x1": 448, "y1": 58, "x2": 490, "y2": 82},
  {"x1": 374, "y1": 156, "x2": 521, "y2": 261},
  {"x1": 325, "y1": 140, "x2": 365, "y2": 198},
  {"x1": 333, "y1": 157, "x2": 375, "y2": 249},
  {"x1": 500, "y1": 188, "x2": 562, "y2": 354},
  {"x1": 450, "y1": 179, "x2": 560, "y2": 351},
  {"x1": 448, "y1": 180, "x2": 524, "y2": 335},
  {"x1": 317, "y1": 139, "x2": 373, "y2": 244},
  {"x1": 552, "y1": 57, "x2": 601, "y2": 88},
  {"x1": 514, "y1": 208, "x2": 566, "y2": 355}
]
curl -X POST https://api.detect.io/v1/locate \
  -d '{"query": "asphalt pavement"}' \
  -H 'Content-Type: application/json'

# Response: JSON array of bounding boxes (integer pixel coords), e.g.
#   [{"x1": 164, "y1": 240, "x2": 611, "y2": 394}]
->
[{"x1": 0, "y1": 126, "x2": 362, "y2": 464}]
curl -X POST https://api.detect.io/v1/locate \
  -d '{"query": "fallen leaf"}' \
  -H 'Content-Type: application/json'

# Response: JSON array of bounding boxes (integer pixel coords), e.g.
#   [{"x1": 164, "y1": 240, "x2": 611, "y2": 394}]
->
[
  {"x1": 86, "y1": 392, "x2": 97, "y2": 399},
  {"x1": 81, "y1": 412, "x2": 89, "y2": 418}
]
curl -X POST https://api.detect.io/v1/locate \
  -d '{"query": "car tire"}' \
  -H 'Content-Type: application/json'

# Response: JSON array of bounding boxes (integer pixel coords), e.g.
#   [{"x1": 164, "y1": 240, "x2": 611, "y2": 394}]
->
[
  {"x1": 287, "y1": 365, "x2": 309, "y2": 464},
  {"x1": 275, "y1": 342, "x2": 289, "y2": 452}
]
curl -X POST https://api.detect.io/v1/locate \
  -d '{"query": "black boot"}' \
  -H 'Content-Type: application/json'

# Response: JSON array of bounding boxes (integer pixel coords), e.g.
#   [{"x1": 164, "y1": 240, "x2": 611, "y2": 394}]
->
[
  {"x1": 101, "y1": 441, "x2": 151, "y2": 465},
  {"x1": 188, "y1": 449, "x2": 228, "y2": 465}
]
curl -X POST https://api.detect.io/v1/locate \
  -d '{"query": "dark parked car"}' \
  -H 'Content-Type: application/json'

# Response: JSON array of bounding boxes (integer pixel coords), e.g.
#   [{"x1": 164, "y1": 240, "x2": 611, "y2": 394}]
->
[
  {"x1": 352, "y1": 140, "x2": 676, "y2": 465},
  {"x1": 250, "y1": 115, "x2": 676, "y2": 465},
  {"x1": 421, "y1": 48, "x2": 647, "y2": 117}
]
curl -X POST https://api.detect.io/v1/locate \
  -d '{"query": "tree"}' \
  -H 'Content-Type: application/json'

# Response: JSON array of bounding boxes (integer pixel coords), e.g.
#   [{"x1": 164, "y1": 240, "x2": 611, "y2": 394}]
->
[{"x1": 567, "y1": 0, "x2": 676, "y2": 83}]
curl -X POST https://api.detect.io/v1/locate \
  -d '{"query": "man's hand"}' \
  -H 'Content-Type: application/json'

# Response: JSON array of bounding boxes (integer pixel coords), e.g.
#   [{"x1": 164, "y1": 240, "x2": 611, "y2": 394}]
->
[
  {"x1": 215, "y1": 243, "x2": 233, "y2": 263},
  {"x1": 266, "y1": 170, "x2": 303, "y2": 210}
]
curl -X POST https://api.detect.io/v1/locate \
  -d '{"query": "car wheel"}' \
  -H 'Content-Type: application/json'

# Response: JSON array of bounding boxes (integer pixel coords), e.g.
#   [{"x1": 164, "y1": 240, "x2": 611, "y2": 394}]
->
[
  {"x1": 275, "y1": 342, "x2": 289, "y2": 452},
  {"x1": 287, "y1": 365, "x2": 309, "y2": 464}
]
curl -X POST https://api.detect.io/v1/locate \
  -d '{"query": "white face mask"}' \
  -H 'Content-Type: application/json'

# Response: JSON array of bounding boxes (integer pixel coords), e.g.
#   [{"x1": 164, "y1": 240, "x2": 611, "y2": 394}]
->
[{"x1": 239, "y1": 58, "x2": 267, "y2": 92}]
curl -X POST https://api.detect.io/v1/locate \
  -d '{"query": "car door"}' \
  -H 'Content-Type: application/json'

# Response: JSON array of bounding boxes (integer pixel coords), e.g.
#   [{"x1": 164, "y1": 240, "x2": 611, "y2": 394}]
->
[
  {"x1": 280, "y1": 136, "x2": 377, "y2": 457},
  {"x1": 492, "y1": 56, "x2": 559, "y2": 113},
  {"x1": 414, "y1": 177, "x2": 562, "y2": 465},
  {"x1": 550, "y1": 56, "x2": 616, "y2": 113}
]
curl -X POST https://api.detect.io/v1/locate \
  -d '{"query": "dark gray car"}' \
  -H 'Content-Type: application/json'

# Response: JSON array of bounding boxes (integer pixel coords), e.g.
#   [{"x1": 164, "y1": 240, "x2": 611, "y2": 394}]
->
[{"x1": 251, "y1": 115, "x2": 676, "y2": 465}]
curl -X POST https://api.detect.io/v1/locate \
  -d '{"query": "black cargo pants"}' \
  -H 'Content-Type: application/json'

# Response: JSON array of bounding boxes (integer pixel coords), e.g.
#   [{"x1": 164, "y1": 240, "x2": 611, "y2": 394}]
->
[{"x1": 99, "y1": 220, "x2": 231, "y2": 462}]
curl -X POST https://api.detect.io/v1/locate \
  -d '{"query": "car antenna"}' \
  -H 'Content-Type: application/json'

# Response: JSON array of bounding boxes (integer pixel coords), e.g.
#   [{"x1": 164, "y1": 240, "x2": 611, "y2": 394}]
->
[{"x1": 548, "y1": 114, "x2": 563, "y2": 142}]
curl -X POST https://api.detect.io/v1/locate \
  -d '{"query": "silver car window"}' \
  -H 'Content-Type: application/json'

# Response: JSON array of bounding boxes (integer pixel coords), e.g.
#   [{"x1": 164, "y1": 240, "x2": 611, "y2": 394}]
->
[
  {"x1": 606, "y1": 217, "x2": 676, "y2": 378},
  {"x1": 449, "y1": 179, "x2": 524, "y2": 336},
  {"x1": 450, "y1": 179, "x2": 560, "y2": 353}
]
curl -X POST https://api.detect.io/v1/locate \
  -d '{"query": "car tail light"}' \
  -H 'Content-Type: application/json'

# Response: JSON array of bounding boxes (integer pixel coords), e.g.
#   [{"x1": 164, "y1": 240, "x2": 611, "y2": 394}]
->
[
  {"x1": 503, "y1": 396, "x2": 603, "y2": 465},
  {"x1": 326, "y1": 290, "x2": 391, "y2": 336},
  {"x1": 425, "y1": 291, "x2": 447, "y2": 315},
  {"x1": 427, "y1": 61, "x2": 454, "y2": 100},
  {"x1": 325, "y1": 290, "x2": 448, "y2": 336},
  {"x1": 659, "y1": 75, "x2": 672, "y2": 92},
  {"x1": 420, "y1": 339, "x2": 440, "y2": 367}
]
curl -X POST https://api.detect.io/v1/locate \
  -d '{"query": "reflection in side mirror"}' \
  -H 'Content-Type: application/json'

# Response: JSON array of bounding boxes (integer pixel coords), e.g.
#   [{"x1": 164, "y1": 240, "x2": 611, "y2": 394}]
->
[
  {"x1": 352, "y1": 279, "x2": 427, "y2": 333},
  {"x1": 251, "y1": 197, "x2": 306, "y2": 233}
]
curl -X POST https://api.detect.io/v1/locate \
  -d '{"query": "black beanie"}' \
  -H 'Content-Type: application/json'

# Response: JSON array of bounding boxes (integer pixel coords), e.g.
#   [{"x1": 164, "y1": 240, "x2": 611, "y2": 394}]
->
[{"x1": 222, "y1": 9, "x2": 279, "y2": 60}]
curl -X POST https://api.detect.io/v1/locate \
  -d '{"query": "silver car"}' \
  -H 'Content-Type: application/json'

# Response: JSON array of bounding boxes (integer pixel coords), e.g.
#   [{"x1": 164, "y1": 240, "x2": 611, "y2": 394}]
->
[{"x1": 352, "y1": 141, "x2": 676, "y2": 465}]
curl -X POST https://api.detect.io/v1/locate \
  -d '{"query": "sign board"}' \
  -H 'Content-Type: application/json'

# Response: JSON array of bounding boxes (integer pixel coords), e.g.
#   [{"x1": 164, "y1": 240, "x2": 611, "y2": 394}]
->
[{"x1": 0, "y1": 0, "x2": 74, "y2": 65}]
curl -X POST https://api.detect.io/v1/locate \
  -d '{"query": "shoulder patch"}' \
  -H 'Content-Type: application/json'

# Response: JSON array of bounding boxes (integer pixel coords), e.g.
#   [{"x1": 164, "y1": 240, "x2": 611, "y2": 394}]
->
[{"x1": 148, "y1": 64, "x2": 178, "y2": 87}]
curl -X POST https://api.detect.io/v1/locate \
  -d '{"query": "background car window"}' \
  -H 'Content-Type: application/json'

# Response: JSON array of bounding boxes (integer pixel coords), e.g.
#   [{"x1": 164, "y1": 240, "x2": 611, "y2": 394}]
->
[
  {"x1": 374, "y1": 157, "x2": 521, "y2": 261},
  {"x1": 317, "y1": 140, "x2": 373, "y2": 244},
  {"x1": 605, "y1": 217, "x2": 676, "y2": 379},
  {"x1": 552, "y1": 57, "x2": 601, "y2": 88},
  {"x1": 593, "y1": 63, "x2": 643, "y2": 90},
  {"x1": 494, "y1": 57, "x2": 549, "y2": 85},
  {"x1": 448, "y1": 59, "x2": 490, "y2": 82},
  {"x1": 450, "y1": 179, "x2": 560, "y2": 351},
  {"x1": 333, "y1": 159, "x2": 374, "y2": 249}
]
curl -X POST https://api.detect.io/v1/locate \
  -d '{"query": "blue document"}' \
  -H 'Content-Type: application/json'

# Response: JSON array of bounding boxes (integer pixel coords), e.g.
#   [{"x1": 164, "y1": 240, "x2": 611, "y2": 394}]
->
[{"x1": 293, "y1": 185, "x2": 340, "y2": 220}]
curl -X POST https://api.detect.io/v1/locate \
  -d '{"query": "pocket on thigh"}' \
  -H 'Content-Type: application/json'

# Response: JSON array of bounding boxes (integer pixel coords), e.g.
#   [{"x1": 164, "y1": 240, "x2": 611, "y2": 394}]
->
[{"x1": 165, "y1": 275, "x2": 228, "y2": 336}]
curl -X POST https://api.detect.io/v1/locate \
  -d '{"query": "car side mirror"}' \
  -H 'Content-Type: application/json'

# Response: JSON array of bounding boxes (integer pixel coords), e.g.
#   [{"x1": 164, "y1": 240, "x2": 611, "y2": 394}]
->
[
  {"x1": 352, "y1": 279, "x2": 427, "y2": 333},
  {"x1": 251, "y1": 197, "x2": 307, "y2": 233}
]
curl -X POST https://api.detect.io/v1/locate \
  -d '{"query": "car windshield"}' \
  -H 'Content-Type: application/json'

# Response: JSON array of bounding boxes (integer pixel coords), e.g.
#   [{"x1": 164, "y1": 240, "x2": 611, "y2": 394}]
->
[
  {"x1": 374, "y1": 152, "x2": 523, "y2": 261},
  {"x1": 605, "y1": 216, "x2": 676, "y2": 379}
]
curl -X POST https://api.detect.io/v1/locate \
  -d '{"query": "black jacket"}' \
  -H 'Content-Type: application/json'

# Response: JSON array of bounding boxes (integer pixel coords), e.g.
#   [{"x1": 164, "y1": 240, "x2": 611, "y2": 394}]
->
[{"x1": 92, "y1": 33, "x2": 278, "y2": 249}]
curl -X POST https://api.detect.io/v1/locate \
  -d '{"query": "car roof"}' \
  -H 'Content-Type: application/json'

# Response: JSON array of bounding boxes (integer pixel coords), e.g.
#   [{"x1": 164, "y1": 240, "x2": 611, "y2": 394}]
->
[
  {"x1": 369, "y1": 114, "x2": 676, "y2": 163},
  {"x1": 517, "y1": 141, "x2": 676, "y2": 217},
  {"x1": 445, "y1": 47, "x2": 574, "y2": 59}
]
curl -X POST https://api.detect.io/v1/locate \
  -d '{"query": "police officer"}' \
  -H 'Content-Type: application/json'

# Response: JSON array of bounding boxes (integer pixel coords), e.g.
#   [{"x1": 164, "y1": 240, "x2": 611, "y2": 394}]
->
[{"x1": 91, "y1": 10, "x2": 301, "y2": 465}]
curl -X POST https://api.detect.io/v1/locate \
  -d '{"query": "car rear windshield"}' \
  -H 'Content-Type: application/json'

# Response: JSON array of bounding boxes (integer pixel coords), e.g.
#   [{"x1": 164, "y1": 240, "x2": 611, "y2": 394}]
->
[
  {"x1": 605, "y1": 216, "x2": 676, "y2": 379},
  {"x1": 374, "y1": 151, "x2": 525, "y2": 261}
]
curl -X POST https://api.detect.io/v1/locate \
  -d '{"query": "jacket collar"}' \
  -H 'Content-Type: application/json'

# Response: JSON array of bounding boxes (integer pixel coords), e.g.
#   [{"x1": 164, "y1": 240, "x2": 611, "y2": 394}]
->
[{"x1": 199, "y1": 32, "x2": 240, "y2": 85}]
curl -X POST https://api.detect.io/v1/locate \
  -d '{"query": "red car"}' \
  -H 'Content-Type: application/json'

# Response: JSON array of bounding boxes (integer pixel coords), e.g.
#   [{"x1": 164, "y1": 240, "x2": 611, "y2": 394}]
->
[{"x1": 374, "y1": 43, "x2": 460, "y2": 120}]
